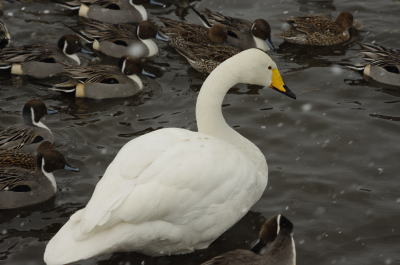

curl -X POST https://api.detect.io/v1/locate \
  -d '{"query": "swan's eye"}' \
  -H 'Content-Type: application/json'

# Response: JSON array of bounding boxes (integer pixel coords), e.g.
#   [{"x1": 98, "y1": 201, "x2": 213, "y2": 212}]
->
[{"x1": 268, "y1": 66, "x2": 272, "y2": 70}]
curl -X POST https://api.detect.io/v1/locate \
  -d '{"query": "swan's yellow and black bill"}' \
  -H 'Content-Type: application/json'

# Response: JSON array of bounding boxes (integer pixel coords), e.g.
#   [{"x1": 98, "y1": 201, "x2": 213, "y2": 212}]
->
[{"x1": 270, "y1": 69, "x2": 296, "y2": 99}]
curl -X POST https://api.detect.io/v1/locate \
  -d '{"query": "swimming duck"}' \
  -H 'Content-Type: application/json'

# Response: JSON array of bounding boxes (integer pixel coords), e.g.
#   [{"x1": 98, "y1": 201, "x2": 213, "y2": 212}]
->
[
  {"x1": 44, "y1": 48, "x2": 295, "y2": 265},
  {"x1": 58, "y1": 0, "x2": 165, "y2": 24},
  {"x1": 159, "y1": 17, "x2": 240, "y2": 73},
  {"x1": 350, "y1": 43, "x2": 400, "y2": 87},
  {"x1": 201, "y1": 215, "x2": 296, "y2": 265},
  {"x1": 0, "y1": 141, "x2": 79, "y2": 210},
  {"x1": 0, "y1": 35, "x2": 85, "y2": 79},
  {"x1": 0, "y1": 20, "x2": 10, "y2": 49},
  {"x1": 194, "y1": 8, "x2": 275, "y2": 51},
  {"x1": 281, "y1": 11, "x2": 354, "y2": 46},
  {"x1": 0, "y1": 99, "x2": 55, "y2": 151},
  {"x1": 72, "y1": 18, "x2": 159, "y2": 58},
  {"x1": 52, "y1": 57, "x2": 154, "y2": 99},
  {"x1": 159, "y1": 17, "x2": 230, "y2": 46}
]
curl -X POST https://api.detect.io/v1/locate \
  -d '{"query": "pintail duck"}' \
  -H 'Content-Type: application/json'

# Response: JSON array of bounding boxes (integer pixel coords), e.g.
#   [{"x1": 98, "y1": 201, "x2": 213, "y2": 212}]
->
[
  {"x1": 52, "y1": 56, "x2": 154, "y2": 99},
  {"x1": 159, "y1": 17, "x2": 230, "y2": 46},
  {"x1": 58, "y1": 0, "x2": 165, "y2": 24},
  {"x1": 194, "y1": 8, "x2": 275, "y2": 51},
  {"x1": 159, "y1": 17, "x2": 240, "y2": 73},
  {"x1": 281, "y1": 11, "x2": 354, "y2": 46},
  {"x1": 0, "y1": 99, "x2": 55, "y2": 151},
  {"x1": 0, "y1": 20, "x2": 11, "y2": 49},
  {"x1": 350, "y1": 43, "x2": 400, "y2": 87},
  {"x1": 0, "y1": 35, "x2": 85, "y2": 79},
  {"x1": 0, "y1": 141, "x2": 79, "y2": 210},
  {"x1": 202, "y1": 215, "x2": 296, "y2": 265},
  {"x1": 72, "y1": 18, "x2": 159, "y2": 58}
]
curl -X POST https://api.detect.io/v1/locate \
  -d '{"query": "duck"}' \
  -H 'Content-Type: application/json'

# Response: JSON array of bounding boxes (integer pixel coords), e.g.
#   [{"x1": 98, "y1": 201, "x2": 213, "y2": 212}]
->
[
  {"x1": 57, "y1": 0, "x2": 166, "y2": 24},
  {"x1": 349, "y1": 43, "x2": 400, "y2": 87},
  {"x1": 43, "y1": 48, "x2": 296, "y2": 265},
  {"x1": 159, "y1": 17, "x2": 230, "y2": 46},
  {"x1": 0, "y1": 35, "x2": 85, "y2": 79},
  {"x1": 52, "y1": 56, "x2": 155, "y2": 99},
  {"x1": 193, "y1": 8, "x2": 275, "y2": 51},
  {"x1": 281, "y1": 11, "x2": 355, "y2": 46},
  {"x1": 0, "y1": 20, "x2": 10, "y2": 49},
  {"x1": 159, "y1": 17, "x2": 241, "y2": 73},
  {"x1": 201, "y1": 215, "x2": 296, "y2": 265},
  {"x1": 0, "y1": 141, "x2": 79, "y2": 210},
  {"x1": 72, "y1": 18, "x2": 160, "y2": 58},
  {"x1": 0, "y1": 99, "x2": 55, "y2": 151}
]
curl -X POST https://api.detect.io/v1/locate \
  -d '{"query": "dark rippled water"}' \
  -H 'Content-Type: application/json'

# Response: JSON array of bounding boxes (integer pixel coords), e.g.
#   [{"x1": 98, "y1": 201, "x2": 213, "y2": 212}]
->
[{"x1": 1, "y1": 0, "x2": 400, "y2": 264}]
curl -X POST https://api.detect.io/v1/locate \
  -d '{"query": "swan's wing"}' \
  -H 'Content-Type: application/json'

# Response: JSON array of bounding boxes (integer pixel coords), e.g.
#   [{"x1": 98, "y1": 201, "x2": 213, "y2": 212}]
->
[{"x1": 76, "y1": 128, "x2": 253, "y2": 236}]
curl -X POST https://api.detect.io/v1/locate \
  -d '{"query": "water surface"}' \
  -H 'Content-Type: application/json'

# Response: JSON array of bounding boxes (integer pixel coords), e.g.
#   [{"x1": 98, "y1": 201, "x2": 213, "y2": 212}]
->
[{"x1": 0, "y1": 0, "x2": 399, "y2": 264}]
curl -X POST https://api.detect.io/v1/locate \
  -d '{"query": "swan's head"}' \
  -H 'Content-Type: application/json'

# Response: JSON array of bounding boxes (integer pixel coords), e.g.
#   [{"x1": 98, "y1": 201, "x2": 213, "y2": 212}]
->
[{"x1": 230, "y1": 49, "x2": 296, "y2": 99}]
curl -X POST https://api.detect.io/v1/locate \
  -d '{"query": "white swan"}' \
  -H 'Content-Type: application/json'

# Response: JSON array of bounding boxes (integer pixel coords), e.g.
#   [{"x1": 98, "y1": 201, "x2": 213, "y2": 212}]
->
[{"x1": 44, "y1": 48, "x2": 296, "y2": 265}]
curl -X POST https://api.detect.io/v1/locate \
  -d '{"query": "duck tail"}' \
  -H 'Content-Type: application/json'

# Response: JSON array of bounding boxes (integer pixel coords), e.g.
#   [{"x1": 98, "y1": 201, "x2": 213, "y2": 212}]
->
[
  {"x1": 50, "y1": 79, "x2": 79, "y2": 93},
  {"x1": 63, "y1": 23, "x2": 95, "y2": 43},
  {"x1": 0, "y1": 64, "x2": 12, "y2": 70},
  {"x1": 189, "y1": 5, "x2": 211, "y2": 28},
  {"x1": 340, "y1": 62, "x2": 365, "y2": 73},
  {"x1": 53, "y1": 0, "x2": 81, "y2": 10}
]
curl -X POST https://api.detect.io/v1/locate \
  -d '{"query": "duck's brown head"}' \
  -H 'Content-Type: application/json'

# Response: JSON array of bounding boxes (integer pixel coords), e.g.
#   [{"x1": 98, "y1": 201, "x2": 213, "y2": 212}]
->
[
  {"x1": 335, "y1": 11, "x2": 354, "y2": 30},
  {"x1": 22, "y1": 99, "x2": 48, "y2": 125},
  {"x1": 208, "y1": 24, "x2": 228, "y2": 44},
  {"x1": 252, "y1": 214, "x2": 294, "y2": 253},
  {"x1": 138, "y1": 21, "x2": 158, "y2": 39},
  {"x1": 119, "y1": 56, "x2": 144, "y2": 75},
  {"x1": 251, "y1": 19, "x2": 272, "y2": 41}
]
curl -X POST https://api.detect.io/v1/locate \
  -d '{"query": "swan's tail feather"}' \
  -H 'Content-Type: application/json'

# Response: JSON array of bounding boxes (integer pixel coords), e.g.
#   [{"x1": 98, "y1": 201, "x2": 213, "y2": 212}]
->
[{"x1": 43, "y1": 210, "x2": 112, "y2": 265}]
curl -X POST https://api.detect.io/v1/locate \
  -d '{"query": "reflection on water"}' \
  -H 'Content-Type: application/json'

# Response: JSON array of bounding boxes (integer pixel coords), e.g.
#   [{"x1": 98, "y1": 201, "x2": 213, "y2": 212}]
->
[{"x1": 1, "y1": 0, "x2": 400, "y2": 265}]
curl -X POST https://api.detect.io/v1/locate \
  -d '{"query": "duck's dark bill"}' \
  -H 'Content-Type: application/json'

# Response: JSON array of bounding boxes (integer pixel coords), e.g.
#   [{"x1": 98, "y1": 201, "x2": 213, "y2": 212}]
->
[
  {"x1": 47, "y1": 109, "x2": 58, "y2": 115},
  {"x1": 149, "y1": 0, "x2": 166, "y2": 8},
  {"x1": 266, "y1": 38, "x2": 276, "y2": 51},
  {"x1": 64, "y1": 164, "x2": 80, "y2": 172}
]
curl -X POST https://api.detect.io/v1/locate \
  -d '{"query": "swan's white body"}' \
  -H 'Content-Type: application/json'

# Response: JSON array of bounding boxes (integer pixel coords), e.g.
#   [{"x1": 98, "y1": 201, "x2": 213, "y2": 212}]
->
[{"x1": 44, "y1": 49, "x2": 282, "y2": 265}]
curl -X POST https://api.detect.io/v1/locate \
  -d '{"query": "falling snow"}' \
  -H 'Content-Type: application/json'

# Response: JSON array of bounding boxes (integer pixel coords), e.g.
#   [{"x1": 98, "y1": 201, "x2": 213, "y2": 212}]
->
[{"x1": 301, "y1": 103, "x2": 313, "y2": 112}]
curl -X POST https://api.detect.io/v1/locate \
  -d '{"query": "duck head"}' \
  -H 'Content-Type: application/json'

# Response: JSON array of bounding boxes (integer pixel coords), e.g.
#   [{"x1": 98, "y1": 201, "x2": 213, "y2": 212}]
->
[
  {"x1": 57, "y1": 35, "x2": 84, "y2": 65},
  {"x1": 37, "y1": 142, "x2": 79, "y2": 192},
  {"x1": 335, "y1": 11, "x2": 353, "y2": 30},
  {"x1": 119, "y1": 56, "x2": 155, "y2": 78},
  {"x1": 251, "y1": 19, "x2": 275, "y2": 51},
  {"x1": 137, "y1": 21, "x2": 158, "y2": 40},
  {"x1": 208, "y1": 24, "x2": 228, "y2": 44},
  {"x1": 22, "y1": 99, "x2": 53, "y2": 127},
  {"x1": 251, "y1": 214, "x2": 294, "y2": 253}
]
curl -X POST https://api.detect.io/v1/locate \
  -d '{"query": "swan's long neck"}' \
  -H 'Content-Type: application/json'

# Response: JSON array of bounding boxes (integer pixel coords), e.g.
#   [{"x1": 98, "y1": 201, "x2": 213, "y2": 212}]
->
[{"x1": 196, "y1": 62, "x2": 260, "y2": 158}]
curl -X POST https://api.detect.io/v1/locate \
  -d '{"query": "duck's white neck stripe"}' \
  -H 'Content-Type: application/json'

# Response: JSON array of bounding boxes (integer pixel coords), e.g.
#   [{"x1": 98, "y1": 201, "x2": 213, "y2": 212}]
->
[
  {"x1": 291, "y1": 235, "x2": 296, "y2": 265},
  {"x1": 31, "y1": 107, "x2": 51, "y2": 132},
  {"x1": 121, "y1": 59, "x2": 127, "y2": 74},
  {"x1": 276, "y1": 214, "x2": 281, "y2": 235},
  {"x1": 131, "y1": 3, "x2": 147, "y2": 20},
  {"x1": 42, "y1": 158, "x2": 57, "y2": 193},
  {"x1": 253, "y1": 36, "x2": 269, "y2": 52},
  {"x1": 63, "y1": 42, "x2": 81, "y2": 65},
  {"x1": 140, "y1": 38, "x2": 158, "y2": 57},
  {"x1": 128, "y1": 74, "x2": 143, "y2": 90}
]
